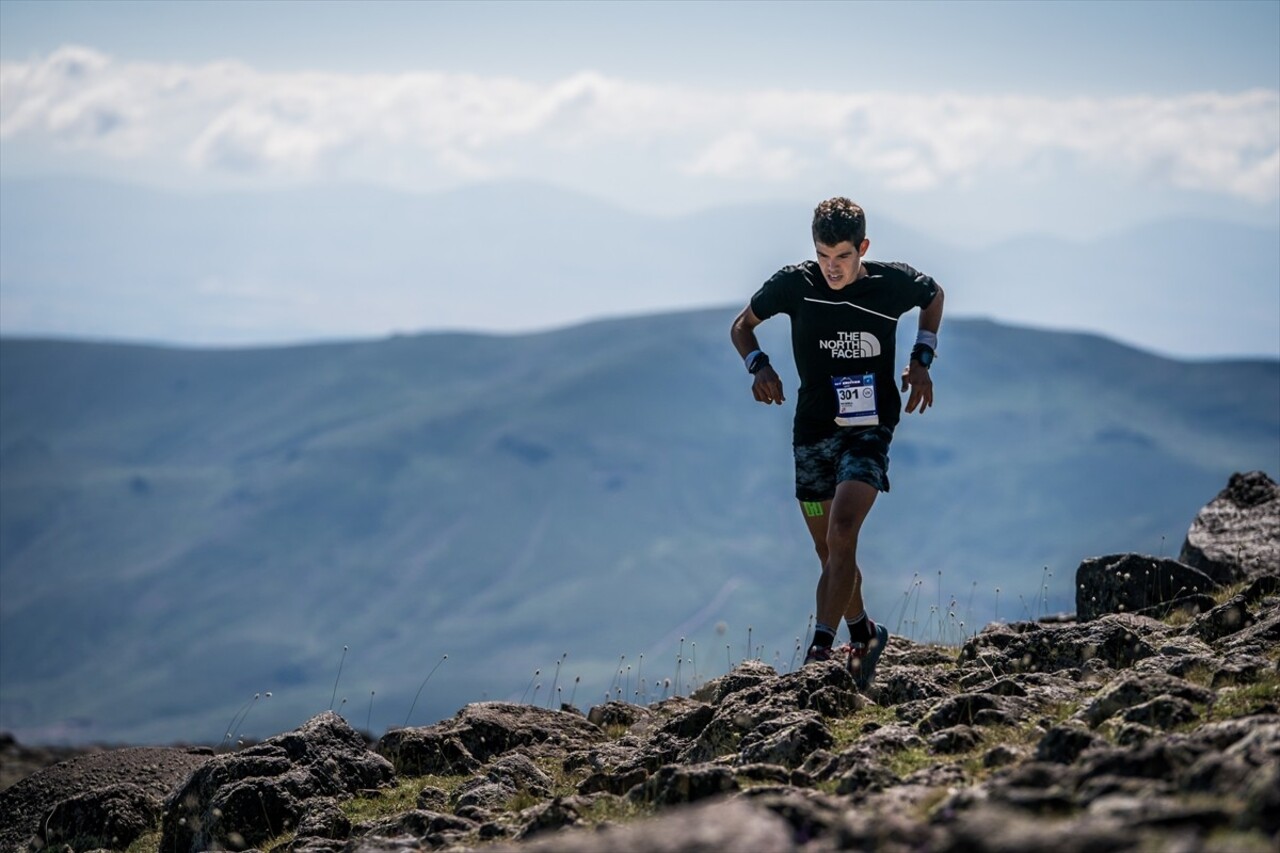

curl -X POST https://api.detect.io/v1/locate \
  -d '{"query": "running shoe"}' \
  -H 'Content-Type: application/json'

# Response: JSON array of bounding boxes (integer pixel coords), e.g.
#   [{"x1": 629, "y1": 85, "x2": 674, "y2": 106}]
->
[
  {"x1": 846, "y1": 620, "x2": 890, "y2": 689},
  {"x1": 803, "y1": 644, "x2": 836, "y2": 666}
]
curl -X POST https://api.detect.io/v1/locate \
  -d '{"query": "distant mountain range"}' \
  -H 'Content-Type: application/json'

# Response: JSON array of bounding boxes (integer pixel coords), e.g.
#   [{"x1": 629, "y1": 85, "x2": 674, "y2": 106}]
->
[
  {"x1": 2, "y1": 311, "x2": 1277, "y2": 745},
  {"x1": 1, "y1": 177, "x2": 1277, "y2": 357}
]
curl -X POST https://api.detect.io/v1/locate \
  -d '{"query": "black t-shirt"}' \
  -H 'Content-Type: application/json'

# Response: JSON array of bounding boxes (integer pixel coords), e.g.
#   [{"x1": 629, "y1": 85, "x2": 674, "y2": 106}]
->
[{"x1": 750, "y1": 259, "x2": 939, "y2": 444}]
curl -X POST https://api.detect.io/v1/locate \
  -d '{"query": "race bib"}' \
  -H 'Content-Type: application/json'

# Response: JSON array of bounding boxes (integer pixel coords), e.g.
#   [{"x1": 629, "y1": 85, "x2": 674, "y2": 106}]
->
[{"x1": 832, "y1": 374, "x2": 879, "y2": 427}]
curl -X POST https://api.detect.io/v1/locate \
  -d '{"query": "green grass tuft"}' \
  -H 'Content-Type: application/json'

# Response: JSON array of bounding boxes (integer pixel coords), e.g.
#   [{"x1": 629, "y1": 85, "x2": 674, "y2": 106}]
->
[
  {"x1": 125, "y1": 830, "x2": 162, "y2": 853},
  {"x1": 1208, "y1": 670, "x2": 1280, "y2": 721},
  {"x1": 341, "y1": 774, "x2": 467, "y2": 823}
]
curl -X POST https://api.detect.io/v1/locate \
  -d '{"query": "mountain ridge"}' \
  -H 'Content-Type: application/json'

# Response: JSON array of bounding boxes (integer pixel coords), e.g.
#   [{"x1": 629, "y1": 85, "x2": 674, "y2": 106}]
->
[
  {"x1": 1, "y1": 310, "x2": 1277, "y2": 745},
  {"x1": 2, "y1": 176, "x2": 1277, "y2": 356}
]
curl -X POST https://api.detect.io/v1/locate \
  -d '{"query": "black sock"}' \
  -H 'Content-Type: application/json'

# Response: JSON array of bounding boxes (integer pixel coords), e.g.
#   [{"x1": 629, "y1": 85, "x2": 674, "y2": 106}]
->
[
  {"x1": 811, "y1": 625, "x2": 836, "y2": 650},
  {"x1": 846, "y1": 613, "x2": 874, "y2": 644}
]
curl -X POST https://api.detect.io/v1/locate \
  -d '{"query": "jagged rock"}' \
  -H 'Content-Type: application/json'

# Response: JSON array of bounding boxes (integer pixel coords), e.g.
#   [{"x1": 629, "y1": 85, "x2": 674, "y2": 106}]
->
[
  {"x1": 1112, "y1": 722, "x2": 1157, "y2": 747},
  {"x1": 984, "y1": 761, "x2": 1077, "y2": 815},
  {"x1": 741, "y1": 788, "x2": 857, "y2": 847},
  {"x1": 414, "y1": 786, "x2": 447, "y2": 810},
  {"x1": 453, "y1": 780, "x2": 513, "y2": 810},
  {"x1": 735, "y1": 710, "x2": 833, "y2": 768},
  {"x1": 294, "y1": 797, "x2": 351, "y2": 841},
  {"x1": 929, "y1": 725, "x2": 984, "y2": 754},
  {"x1": 961, "y1": 614, "x2": 1166, "y2": 675},
  {"x1": 679, "y1": 692, "x2": 795, "y2": 764},
  {"x1": 40, "y1": 782, "x2": 158, "y2": 850},
  {"x1": 1223, "y1": 605, "x2": 1280, "y2": 650},
  {"x1": 1191, "y1": 593, "x2": 1257, "y2": 642},
  {"x1": 487, "y1": 797, "x2": 796, "y2": 852},
  {"x1": 1035, "y1": 724, "x2": 1105, "y2": 763},
  {"x1": 454, "y1": 802, "x2": 493, "y2": 824},
  {"x1": 377, "y1": 702, "x2": 604, "y2": 776},
  {"x1": 1076, "y1": 738, "x2": 1209, "y2": 789},
  {"x1": 515, "y1": 796, "x2": 584, "y2": 839},
  {"x1": 903, "y1": 761, "x2": 968, "y2": 788},
  {"x1": 0, "y1": 746, "x2": 210, "y2": 853},
  {"x1": 628, "y1": 762, "x2": 738, "y2": 807},
  {"x1": 449, "y1": 753, "x2": 554, "y2": 813},
  {"x1": 939, "y1": 802, "x2": 1140, "y2": 853},
  {"x1": 1120, "y1": 695, "x2": 1199, "y2": 730},
  {"x1": 690, "y1": 659, "x2": 777, "y2": 704},
  {"x1": 733, "y1": 763, "x2": 792, "y2": 784},
  {"x1": 877, "y1": 666, "x2": 952, "y2": 705},
  {"x1": 357, "y1": 809, "x2": 477, "y2": 848},
  {"x1": 1076, "y1": 553, "x2": 1219, "y2": 621},
  {"x1": 655, "y1": 702, "x2": 714, "y2": 739},
  {"x1": 857, "y1": 723, "x2": 929, "y2": 757},
  {"x1": 576, "y1": 764, "x2": 646, "y2": 796},
  {"x1": 1180, "y1": 471, "x2": 1280, "y2": 584},
  {"x1": 159, "y1": 711, "x2": 393, "y2": 852},
  {"x1": 835, "y1": 759, "x2": 900, "y2": 795},
  {"x1": 917, "y1": 693, "x2": 1003, "y2": 734},
  {"x1": 1240, "y1": 760, "x2": 1280, "y2": 833},
  {"x1": 586, "y1": 701, "x2": 654, "y2": 732},
  {"x1": 481, "y1": 753, "x2": 554, "y2": 797},
  {"x1": 1076, "y1": 672, "x2": 1213, "y2": 728},
  {"x1": 1130, "y1": 592, "x2": 1217, "y2": 620},
  {"x1": 983, "y1": 744, "x2": 1023, "y2": 768}
]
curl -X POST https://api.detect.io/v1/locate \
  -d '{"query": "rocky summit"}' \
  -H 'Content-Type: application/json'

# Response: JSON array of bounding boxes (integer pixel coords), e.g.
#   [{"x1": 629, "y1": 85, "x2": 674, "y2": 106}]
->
[{"x1": 1, "y1": 472, "x2": 1277, "y2": 853}]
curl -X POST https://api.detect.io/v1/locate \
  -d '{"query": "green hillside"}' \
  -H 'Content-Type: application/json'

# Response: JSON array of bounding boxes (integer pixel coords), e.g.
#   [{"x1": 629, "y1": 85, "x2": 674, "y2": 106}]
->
[{"x1": 1, "y1": 312, "x2": 1276, "y2": 744}]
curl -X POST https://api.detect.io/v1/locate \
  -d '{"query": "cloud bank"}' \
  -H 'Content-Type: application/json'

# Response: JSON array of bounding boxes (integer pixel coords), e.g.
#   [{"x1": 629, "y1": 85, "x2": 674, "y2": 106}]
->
[{"x1": 2, "y1": 45, "x2": 1278, "y2": 203}]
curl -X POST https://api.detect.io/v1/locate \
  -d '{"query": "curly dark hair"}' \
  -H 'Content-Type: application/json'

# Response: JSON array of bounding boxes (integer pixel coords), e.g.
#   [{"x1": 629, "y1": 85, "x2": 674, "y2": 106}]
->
[{"x1": 811, "y1": 197, "x2": 866, "y2": 247}]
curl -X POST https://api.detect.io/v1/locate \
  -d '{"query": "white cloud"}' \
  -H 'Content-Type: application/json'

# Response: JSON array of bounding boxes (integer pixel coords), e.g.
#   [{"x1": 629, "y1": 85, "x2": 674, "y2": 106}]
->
[
  {"x1": 685, "y1": 131, "x2": 802, "y2": 181},
  {"x1": 2, "y1": 46, "x2": 1277, "y2": 202}
]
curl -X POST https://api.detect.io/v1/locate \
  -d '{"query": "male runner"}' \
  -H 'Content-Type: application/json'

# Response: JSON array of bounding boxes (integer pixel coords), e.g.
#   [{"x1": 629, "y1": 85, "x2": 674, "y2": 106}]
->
[{"x1": 730, "y1": 197, "x2": 944, "y2": 687}]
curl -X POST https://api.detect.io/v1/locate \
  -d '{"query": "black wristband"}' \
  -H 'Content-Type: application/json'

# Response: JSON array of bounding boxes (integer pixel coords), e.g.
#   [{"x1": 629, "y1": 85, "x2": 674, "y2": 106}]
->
[
  {"x1": 747, "y1": 352, "x2": 771, "y2": 374},
  {"x1": 910, "y1": 344, "x2": 935, "y2": 368}
]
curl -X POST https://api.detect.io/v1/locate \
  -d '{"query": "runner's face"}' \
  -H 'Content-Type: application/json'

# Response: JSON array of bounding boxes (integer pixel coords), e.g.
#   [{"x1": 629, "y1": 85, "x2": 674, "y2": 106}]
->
[{"x1": 815, "y1": 240, "x2": 867, "y2": 289}]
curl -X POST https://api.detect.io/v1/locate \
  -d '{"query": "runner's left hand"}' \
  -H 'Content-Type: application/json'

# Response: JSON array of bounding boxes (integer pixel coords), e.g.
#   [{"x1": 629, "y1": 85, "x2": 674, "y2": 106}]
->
[{"x1": 901, "y1": 362, "x2": 933, "y2": 413}]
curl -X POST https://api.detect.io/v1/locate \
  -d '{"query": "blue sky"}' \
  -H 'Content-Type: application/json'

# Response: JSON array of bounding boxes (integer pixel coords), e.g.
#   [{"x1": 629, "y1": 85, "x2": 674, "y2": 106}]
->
[
  {"x1": 4, "y1": 0, "x2": 1277, "y2": 93},
  {"x1": 1, "y1": 0, "x2": 1278, "y2": 349}
]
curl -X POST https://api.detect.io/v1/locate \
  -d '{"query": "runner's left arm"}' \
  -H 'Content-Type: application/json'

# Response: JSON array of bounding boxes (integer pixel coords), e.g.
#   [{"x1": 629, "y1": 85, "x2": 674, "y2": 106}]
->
[{"x1": 901, "y1": 285, "x2": 944, "y2": 414}]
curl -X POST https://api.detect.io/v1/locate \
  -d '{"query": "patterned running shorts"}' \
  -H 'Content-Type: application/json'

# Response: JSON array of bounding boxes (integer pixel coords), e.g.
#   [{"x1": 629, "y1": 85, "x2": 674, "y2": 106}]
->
[{"x1": 794, "y1": 425, "x2": 894, "y2": 501}]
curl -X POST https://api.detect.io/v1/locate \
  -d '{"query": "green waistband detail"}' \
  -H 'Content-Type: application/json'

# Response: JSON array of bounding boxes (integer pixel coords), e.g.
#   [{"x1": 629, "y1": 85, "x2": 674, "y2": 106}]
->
[{"x1": 802, "y1": 501, "x2": 825, "y2": 518}]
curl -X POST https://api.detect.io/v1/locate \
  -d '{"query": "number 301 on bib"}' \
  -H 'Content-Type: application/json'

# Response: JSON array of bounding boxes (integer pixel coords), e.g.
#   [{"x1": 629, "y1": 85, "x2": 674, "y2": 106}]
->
[{"x1": 832, "y1": 374, "x2": 879, "y2": 427}]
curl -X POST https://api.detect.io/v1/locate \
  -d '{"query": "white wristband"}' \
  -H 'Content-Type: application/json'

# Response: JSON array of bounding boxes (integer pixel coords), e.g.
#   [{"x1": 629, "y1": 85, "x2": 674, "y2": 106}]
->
[{"x1": 915, "y1": 331, "x2": 938, "y2": 351}]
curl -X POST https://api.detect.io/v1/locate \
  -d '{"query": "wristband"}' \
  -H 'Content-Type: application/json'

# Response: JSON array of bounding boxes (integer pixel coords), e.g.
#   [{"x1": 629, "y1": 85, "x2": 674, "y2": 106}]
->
[
  {"x1": 910, "y1": 343, "x2": 935, "y2": 368},
  {"x1": 744, "y1": 350, "x2": 763, "y2": 372},
  {"x1": 915, "y1": 330, "x2": 938, "y2": 351},
  {"x1": 747, "y1": 351, "x2": 771, "y2": 374}
]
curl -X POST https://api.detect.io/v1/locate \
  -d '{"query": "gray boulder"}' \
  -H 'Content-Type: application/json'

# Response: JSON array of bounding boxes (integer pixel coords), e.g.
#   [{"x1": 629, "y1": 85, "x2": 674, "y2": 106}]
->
[
  {"x1": 159, "y1": 711, "x2": 393, "y2": 852},
  {"x1": 0, "y1": 745, "x2": 211, "y2": 853},
  {"x1": 1076, "y1": 553, "x2": 1219, "y2": 621},
  {"x1": 1180, "y1": 471, "x2": 1279, "y2": 584},
  {"x1": 40, "y1": 782, "x2": 158, "y2": 850}
]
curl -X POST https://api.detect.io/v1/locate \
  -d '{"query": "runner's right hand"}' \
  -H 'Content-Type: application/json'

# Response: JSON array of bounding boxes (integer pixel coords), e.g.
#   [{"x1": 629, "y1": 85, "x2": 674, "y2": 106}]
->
[{"x1": 752, "y1": 365, "x2": 785, "y2": 405}]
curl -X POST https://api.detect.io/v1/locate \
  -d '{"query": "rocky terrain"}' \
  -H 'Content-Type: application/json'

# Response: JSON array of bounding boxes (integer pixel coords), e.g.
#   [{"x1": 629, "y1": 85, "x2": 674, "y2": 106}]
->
[{"x1": 1, "y1": 471, "x2": 1277, "y2": 852}]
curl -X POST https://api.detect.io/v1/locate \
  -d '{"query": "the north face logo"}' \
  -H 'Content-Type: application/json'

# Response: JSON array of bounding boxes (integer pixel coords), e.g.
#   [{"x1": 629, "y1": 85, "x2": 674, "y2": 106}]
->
[{"x1": 819, "y1": 331, "x2": 881, "y2": 358}]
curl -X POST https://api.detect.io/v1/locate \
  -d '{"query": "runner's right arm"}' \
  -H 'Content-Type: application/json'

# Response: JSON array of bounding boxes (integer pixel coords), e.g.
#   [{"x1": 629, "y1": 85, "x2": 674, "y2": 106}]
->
[{"x1": 731, "y1": 305, "x2": 785, "y2": 406}]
